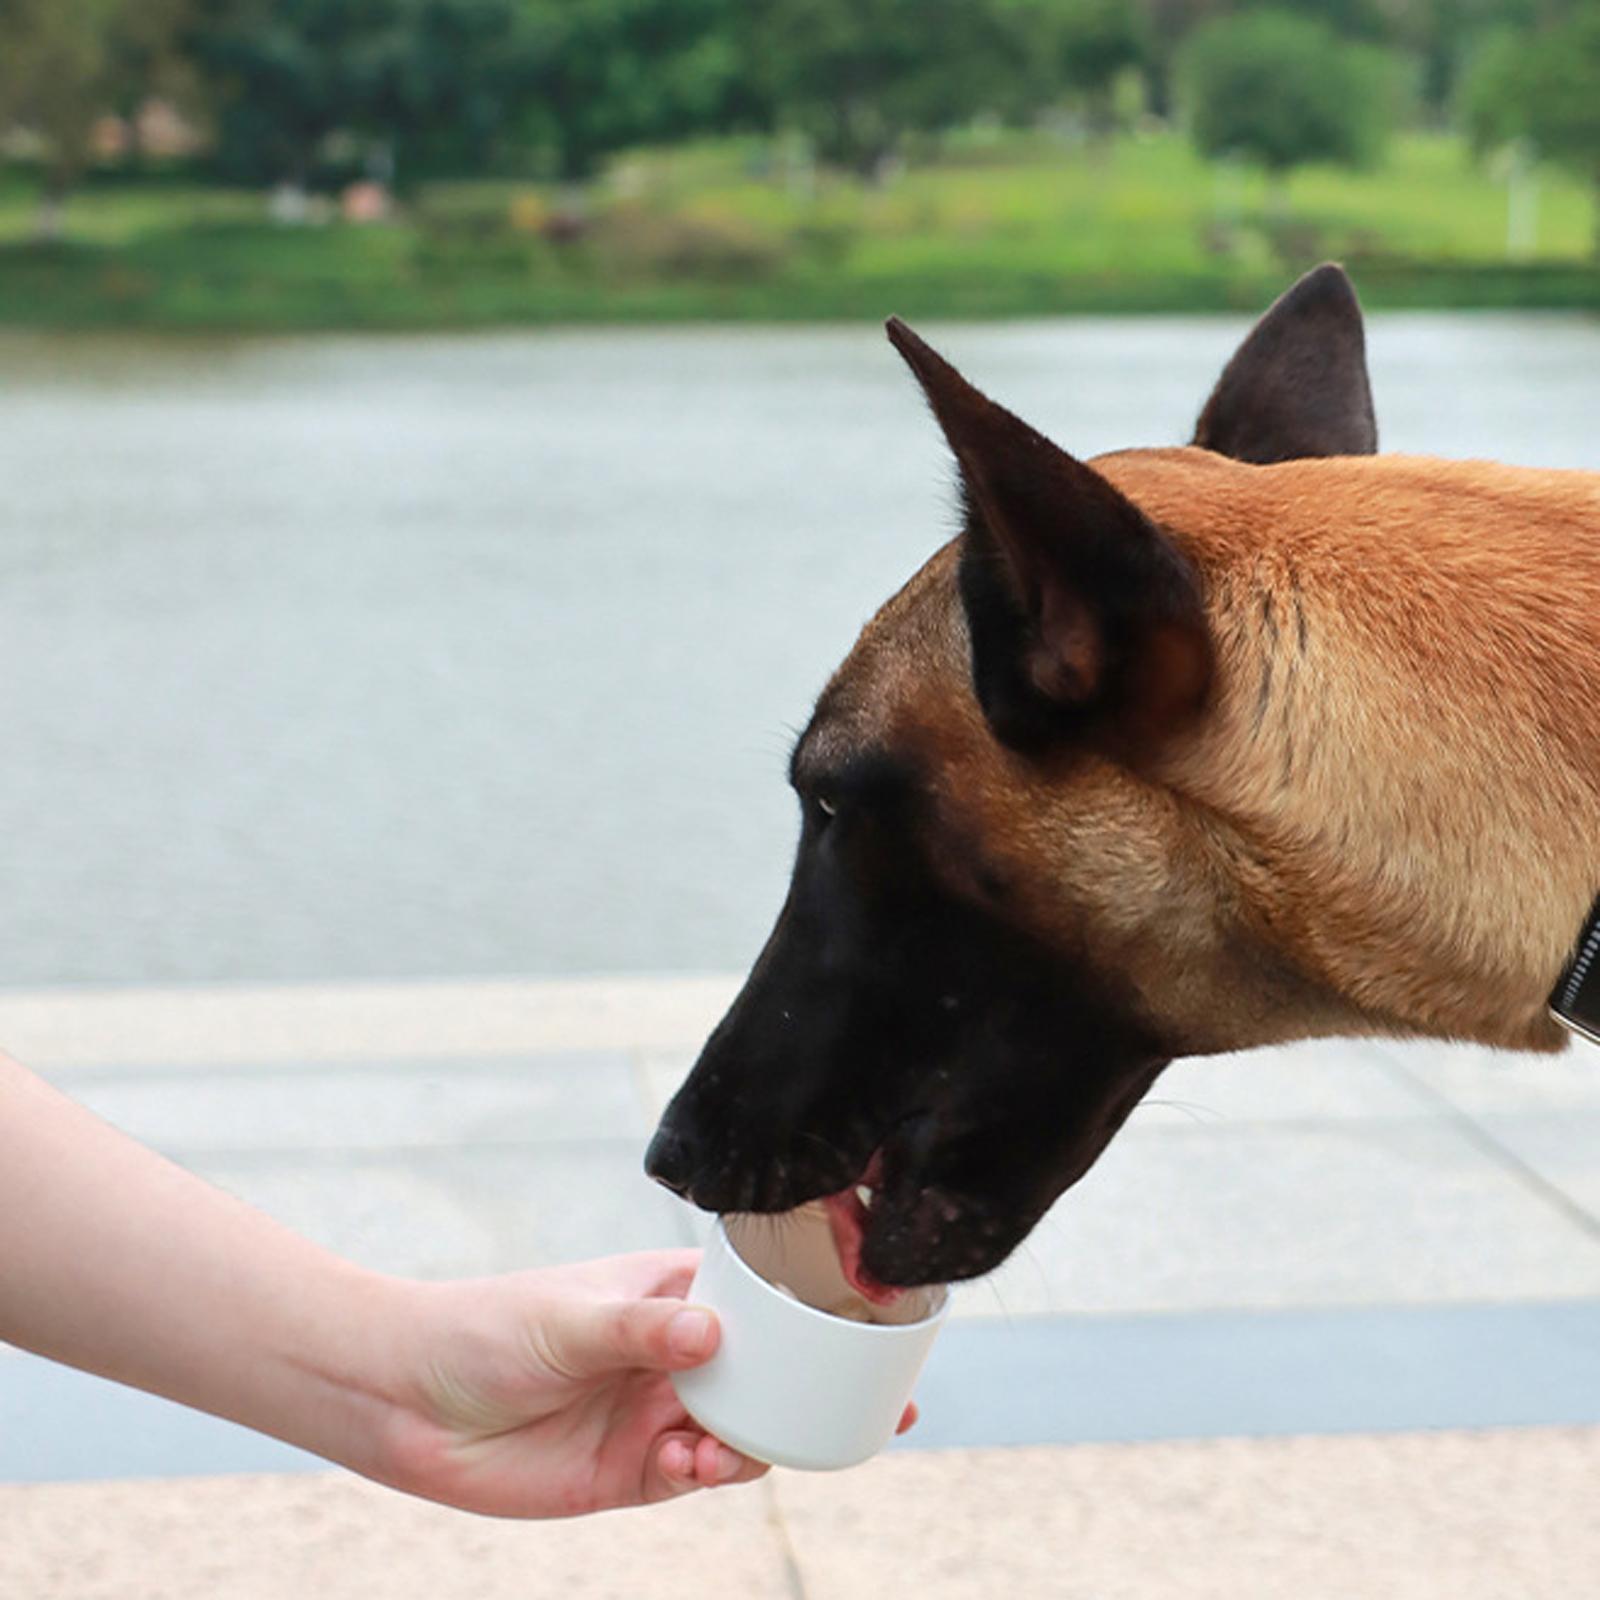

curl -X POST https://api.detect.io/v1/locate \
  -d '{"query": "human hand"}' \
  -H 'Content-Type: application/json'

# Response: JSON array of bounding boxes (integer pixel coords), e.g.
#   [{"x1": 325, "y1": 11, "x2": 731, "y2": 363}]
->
[
  {"x1": 0, "y1": 1054, "x2": 914, "y2": 1522},
  {"x1": 372, "y1": 1248, "x2": 920, "y2": 1518},
  {"x1": 370, "y1": 1250, "x2": 767, "y2": 1516}
]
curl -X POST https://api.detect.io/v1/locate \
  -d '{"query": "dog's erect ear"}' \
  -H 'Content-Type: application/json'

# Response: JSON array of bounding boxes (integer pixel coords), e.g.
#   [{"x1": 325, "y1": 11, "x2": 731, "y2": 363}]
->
[
  {"x1": 887, "y1": 317, "x2": 1211, "y2": 755},
  {"x1": 1192, "y1": 262, "x2": 1377, "y2": 464}
]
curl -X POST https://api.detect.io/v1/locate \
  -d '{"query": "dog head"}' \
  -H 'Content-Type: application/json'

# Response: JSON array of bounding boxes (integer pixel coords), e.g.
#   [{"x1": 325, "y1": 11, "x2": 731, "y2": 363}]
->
[{"x1": 645, "y1": 266, "x2": 1459, "y2": 1294}]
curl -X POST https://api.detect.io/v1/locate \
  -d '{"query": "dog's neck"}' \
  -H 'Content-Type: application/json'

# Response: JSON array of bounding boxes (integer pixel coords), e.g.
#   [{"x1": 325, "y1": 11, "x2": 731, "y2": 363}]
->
[{"x1": 1119, "y1": 450, "x2": 1600, "y2": 1050}]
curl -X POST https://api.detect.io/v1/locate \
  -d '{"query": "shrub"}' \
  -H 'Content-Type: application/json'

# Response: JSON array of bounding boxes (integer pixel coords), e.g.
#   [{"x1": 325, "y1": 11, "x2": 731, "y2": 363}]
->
[{"x1": 1181, "y1": 10, "x2": 1399, "y2": 178}]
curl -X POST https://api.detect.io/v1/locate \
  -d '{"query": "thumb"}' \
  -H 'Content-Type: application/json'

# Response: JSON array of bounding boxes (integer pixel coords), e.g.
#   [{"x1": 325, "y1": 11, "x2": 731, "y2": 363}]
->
[{"x1": 536, "y1": 1296, "x2": 721, "y2": 1382}]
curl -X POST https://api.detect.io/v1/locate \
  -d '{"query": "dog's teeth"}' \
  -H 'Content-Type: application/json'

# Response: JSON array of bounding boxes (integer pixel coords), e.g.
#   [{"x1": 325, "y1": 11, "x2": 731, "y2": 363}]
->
[{"x1": 855, "y1": 1184, "x2": 875, "y2": 1209}]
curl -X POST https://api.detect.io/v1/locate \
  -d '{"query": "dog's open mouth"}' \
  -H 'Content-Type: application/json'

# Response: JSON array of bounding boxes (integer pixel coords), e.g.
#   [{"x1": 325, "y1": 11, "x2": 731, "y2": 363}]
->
[{"x1": 819, "y1": 1149, "x2": 907, "y2": 1306}]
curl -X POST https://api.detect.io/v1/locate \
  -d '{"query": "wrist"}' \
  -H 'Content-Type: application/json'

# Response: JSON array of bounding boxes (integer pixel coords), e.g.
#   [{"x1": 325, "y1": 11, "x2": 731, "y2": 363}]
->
[
  {"x1": 322, "y1": 1273, "x2": 484, "y2": 1502},
  {"x1": 250, "y1": 1259, "x2": 424, "y2": 1485}
]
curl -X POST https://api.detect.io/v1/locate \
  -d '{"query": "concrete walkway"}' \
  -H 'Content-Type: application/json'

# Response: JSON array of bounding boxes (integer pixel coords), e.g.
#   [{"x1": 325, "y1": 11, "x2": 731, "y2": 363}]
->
[
  {"x1": 5, "y1": 1430, "x2": 1600, "y2": 1600},
  {"x1": 3, "y1": 976, "x2": 1599, "y2": 1595}
]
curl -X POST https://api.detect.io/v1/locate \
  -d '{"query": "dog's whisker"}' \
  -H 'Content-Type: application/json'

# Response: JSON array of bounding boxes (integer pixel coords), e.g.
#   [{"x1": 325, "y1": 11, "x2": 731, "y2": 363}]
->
[
  {"x1": 1008, "y1": 1238, "x2": 1055, "y2": 1314},
  {"x1": 793, "y1": 1128, "x2": 855, "y2": 1176},
  {"x1": 972, "y1": 1273, "x2": 1018, "y2": 1329},
  {"x1": 1136, "y1": 1097, "x2": 1224, "y2": 1126}
]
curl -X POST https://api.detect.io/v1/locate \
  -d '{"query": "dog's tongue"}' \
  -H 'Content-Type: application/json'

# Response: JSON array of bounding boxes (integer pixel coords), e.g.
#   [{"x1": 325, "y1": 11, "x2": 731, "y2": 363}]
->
[{"x1": 822, "y1": 1175, "x2": 904, "y2": 1309}]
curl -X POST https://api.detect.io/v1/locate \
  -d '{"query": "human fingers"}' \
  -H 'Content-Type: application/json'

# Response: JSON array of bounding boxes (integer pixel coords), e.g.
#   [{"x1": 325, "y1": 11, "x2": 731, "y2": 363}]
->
[
  {"x1": 535, "y1": 1294, "x2": 719, "y2": 1383},
  {"x1": 689, "y1": 1431, "x2": 768, "y2": 1488},
  {"x1": 654, "y1": 1431, "x2": 705, "y2": 1498}
]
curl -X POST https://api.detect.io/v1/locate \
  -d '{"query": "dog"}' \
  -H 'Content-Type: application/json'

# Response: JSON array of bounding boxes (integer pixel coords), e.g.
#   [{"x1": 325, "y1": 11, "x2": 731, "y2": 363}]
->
[{"x1": 645, "y1": 263, "x2": 1600, "y2": 1302}]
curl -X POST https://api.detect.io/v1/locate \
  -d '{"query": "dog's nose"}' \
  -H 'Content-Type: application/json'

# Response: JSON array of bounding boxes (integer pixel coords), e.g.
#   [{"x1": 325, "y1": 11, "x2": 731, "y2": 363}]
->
[{"x1": 644, "y1": 1124, "x2": 696, "y2": 1196}]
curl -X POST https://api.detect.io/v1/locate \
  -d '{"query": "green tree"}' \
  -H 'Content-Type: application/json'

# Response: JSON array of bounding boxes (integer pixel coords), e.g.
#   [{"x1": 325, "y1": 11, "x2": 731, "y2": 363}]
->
[
  {"x1": 740, "y1": 0, "x2": 1032, "y2": 176},
  {"x1": 189, "y1": 0, "x2": 414, "y2": 190},
  {"x1": 192, "y1": 0, "x2": 744, "y2": 191},
  {"x1": 0, "y1": 0, "x2": 192, "y2": 235},
  {"x1": 1135, "y1": 0, "x2": 1221, "y2": 118},
  {"x1": 1139, "y1": 0, "x2": 1430, "y2": 118},
  {"x1": 1181, "y1": 9, "x2": 1398, "y2": 208},
  {"x1": 1406, "y1": 0, "x2": 1537, "y2": 117},
  {"x1": 371, "y1": 0, "x2": 530, "y2": 179},
  {"x1": 1461, "y1": 4, "x2": 1600, "y2": 255},
  {"x1": 509, "y1": 0, "x2": 745, "y2": 184},
  {"x1": 1459, "y1": 26, "x2": 1537, "y2": 154},
  {"x1": 1035, "y1": 0, "x2": 1149, "y2": 136}
]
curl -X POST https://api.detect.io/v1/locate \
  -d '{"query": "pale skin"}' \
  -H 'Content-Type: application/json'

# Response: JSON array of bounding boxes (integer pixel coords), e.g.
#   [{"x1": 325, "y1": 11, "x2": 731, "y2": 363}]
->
[{"x1": 0, "y1": 1050, "x2": 911, "y2": 1516}]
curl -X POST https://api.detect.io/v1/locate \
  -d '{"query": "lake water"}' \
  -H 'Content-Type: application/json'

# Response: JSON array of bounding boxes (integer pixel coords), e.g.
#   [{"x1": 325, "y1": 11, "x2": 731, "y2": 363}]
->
[{"x1": 2, "y1": 312, "x2": 1598, "y2": 988}]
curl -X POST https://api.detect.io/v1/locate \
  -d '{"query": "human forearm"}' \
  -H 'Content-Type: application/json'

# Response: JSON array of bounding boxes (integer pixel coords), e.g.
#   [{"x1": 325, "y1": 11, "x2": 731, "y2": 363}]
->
[
  {"x1": 0, "y1": 1051, "x2": 404, "y2": 1476},
  {"x1": 0, "y1": 1051, "x2": 770, "y2": 1514}
]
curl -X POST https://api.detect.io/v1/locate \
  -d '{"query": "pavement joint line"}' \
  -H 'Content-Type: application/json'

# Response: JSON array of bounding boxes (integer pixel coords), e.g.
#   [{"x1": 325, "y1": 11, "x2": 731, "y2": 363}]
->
[
  {"x1": 1381, "y1": 1057, "x2": 1600, "y2": 1248},
  {"x1": 1365, "y1": 1047, "x2": 1459, "y2": 1117},
  {"x1": 760, "y1": 1476, "x2": 811, "y2": 1600}
]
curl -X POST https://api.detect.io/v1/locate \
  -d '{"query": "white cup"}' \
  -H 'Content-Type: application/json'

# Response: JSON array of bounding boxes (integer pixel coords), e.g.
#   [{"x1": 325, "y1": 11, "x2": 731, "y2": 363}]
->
[{"x1": 671, "y1": 1208, "x2": 949, "y2": 1471}]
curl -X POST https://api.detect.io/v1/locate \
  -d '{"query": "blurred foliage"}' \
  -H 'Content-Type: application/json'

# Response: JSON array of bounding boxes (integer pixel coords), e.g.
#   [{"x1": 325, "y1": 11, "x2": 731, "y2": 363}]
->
[
  {"x1": 1181, "y1": 10, "x2": 1400, "y2": 177},
  {"x1": 189, "y1": 0, "x2": 422, "y2": 187},
  {"x1": 506, "y1": 0, "x2": 748, "y2": 181},
  {"x1": 186, "y1": 0, "x2": 750, "y2": 187},
  {"x1": 0, "y1": 0, "x2": 191, "y2": 228},
  {"x1": 1028, "y1": 0, "x2": 1150, "y2": 134},
  {"x1": 1459, "y1": 27, "x2": 1540, "y2": 156},
  {"x1": 1461, "y1": 3, "x2": 1600, "y2": 228},
  {"x1": 735, "y1": 0, "x2": 1151, "y2": 170},
  {"x1": 1, "y1": 0, "x2": 1598, "y2": 303},
  {"x1": 2, "y1": 129, "x2": 1596, "y2": 331},
  {"x1": 2, "y1": 0, "x2": 1583, "y2": 198},
  {"x1": 736, "y1": 0, "x2": 1036, "y2": 174},
  {"x1": 1404, "y1": 0, "x2": 1538, "y2": 115}
]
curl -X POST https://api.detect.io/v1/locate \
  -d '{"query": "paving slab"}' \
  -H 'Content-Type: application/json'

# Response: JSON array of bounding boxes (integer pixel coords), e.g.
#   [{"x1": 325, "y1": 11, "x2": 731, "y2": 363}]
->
[
  {"x1": 1375, "y1": 1033, "x2": 1600, "y2": 1116},
  {"x1": 186, "y1": 1142, "x2": 691, "y2": 1280},
  {"x1": 50, "y1": 1054, "x2": 648, "y2": 1153},
  {"x1": 960, "y1": 1114, "x2": 1600, "y2": 1318},
  {"x1": 903, "y1": 1299, "x2": 1600, "y2": 1451},
  {"x1": 183, "y1": 1156, "x2": 504, "y2": 1280},
  {"x1": 1469, "y1": 1110, "x2": 1600, "y2": 1226},
  {"x1": 414, "y1": 1143, "x2": 700, "y2": 1265},
  {"x1": 1139, "y1": 1040, "x2": 1434, "y2": 1123},
  {"x1": 0, "y1": 975, "x2": 742, "y2": 1068},
  {"x1": 0, "y1": 1470, "x2": 793, "y2": 1600},
  {"x1": 637, "y1": 1050, "x2": 694, "y2": 1121},
  {"x1": 6, "y1": 1429, "x2": 1597, "y2": 1600},
  {"x1": 775, "y1": 1428, "x2": 1600, "y2": 1600}
]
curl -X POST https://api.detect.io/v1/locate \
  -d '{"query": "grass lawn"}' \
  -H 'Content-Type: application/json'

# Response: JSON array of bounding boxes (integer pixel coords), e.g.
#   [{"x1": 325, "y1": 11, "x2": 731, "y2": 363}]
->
[{"x1": 0, "y1": 130, "x2": 1594, "y2": 331}]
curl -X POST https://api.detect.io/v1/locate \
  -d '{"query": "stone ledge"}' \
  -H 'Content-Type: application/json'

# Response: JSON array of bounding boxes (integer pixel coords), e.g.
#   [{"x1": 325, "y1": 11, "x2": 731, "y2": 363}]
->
[{"x1": 0, "y1": 974, "x2": 741, "y2": 1068}]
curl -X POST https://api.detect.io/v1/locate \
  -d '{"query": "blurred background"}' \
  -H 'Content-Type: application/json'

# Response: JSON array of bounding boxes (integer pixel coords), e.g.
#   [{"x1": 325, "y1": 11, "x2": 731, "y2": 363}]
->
[
  {"x1": 1, "y1": 0, "x2": 1600, "y2": 985},
  {"x1": 3, "y1": 6, "x2": 1600, "y2": 1596},
  {"x1": 4, "y1": 0, "x2": 1600, "y2": 324}
]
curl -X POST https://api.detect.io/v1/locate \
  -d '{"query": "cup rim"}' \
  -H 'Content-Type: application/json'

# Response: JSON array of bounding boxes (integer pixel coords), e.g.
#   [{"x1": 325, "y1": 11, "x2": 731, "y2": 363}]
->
[{"x1": 712, "y1": 1214, "x2": 950, "y2": 1333}]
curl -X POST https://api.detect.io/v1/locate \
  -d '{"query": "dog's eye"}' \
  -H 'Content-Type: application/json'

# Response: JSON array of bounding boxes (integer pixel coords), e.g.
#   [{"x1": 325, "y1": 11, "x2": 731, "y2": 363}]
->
[{"x1": 803, "y1": 789, "x2": 839, "y2": 827}]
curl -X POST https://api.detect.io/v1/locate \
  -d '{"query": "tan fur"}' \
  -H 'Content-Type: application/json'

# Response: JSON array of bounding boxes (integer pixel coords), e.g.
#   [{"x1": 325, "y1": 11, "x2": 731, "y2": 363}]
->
[{"x1": 811, "y1": 448, "x2": 1600, "y2": 1058}]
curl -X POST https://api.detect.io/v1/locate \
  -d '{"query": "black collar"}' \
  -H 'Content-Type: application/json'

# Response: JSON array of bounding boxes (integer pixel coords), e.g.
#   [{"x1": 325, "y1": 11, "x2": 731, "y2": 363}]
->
[{"x1": 1550, "y1": 896, "x2": 1600, "y2": 1046}]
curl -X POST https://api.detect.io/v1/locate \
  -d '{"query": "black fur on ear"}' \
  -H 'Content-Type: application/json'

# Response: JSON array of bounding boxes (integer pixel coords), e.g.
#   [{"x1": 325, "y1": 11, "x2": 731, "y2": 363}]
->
[
  {"x1": 1193, "y1": 262, "x2": 1377, "y2": 464},
  {"x1": 887, "y1": 317, "x2": 1212, "y2": 756}
]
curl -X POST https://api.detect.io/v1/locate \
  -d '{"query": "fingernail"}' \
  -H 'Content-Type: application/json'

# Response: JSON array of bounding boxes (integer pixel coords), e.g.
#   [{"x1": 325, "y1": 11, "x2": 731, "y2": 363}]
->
[
  {"x1": 668, "y1": 1308, "x2": 715, "y2": 1359},
  {"x1": 662, "y1": 1441, "x2": 693, "y2": 1479},
  {"x1": 715, "y1": 1446, "x2": 743, "y2": 1482}
]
